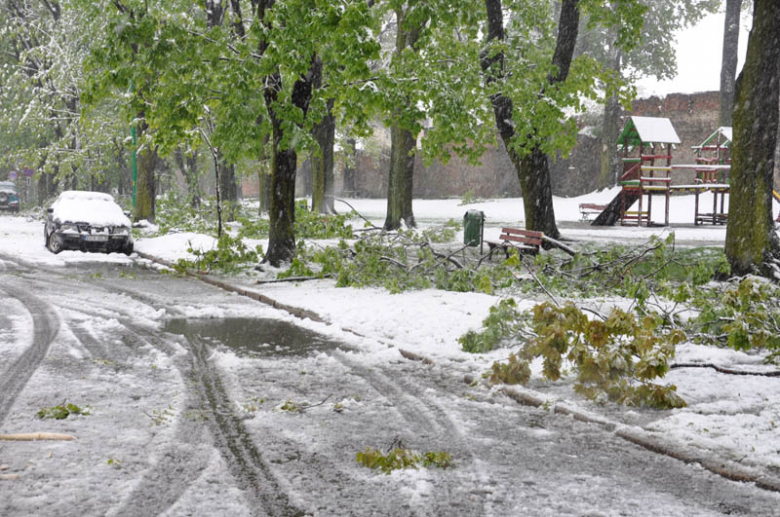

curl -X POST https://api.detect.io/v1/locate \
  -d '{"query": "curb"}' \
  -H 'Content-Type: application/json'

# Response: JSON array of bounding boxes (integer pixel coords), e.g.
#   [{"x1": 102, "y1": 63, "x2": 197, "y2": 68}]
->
[
  {"x1": 497, "y1": 386, "x2": 780, "y2": 494},
  {"x1": 134, "y1": 251, "x2": 327, "y2": 323}
]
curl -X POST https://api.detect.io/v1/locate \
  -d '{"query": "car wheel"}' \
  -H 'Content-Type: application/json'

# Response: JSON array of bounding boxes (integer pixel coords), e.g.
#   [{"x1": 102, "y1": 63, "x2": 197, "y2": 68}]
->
[
  {"x1": 123, "y1": 241, "x2": 134, "y2": 256},
  {"x1": 47, "y1": 232, "x2": 63, "y2": 254}
]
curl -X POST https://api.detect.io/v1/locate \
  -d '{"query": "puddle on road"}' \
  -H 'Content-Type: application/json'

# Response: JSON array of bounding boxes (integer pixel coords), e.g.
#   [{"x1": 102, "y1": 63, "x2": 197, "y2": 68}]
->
[{"x1": 164, "y1": 317, "x2": 346, "y2": 357}]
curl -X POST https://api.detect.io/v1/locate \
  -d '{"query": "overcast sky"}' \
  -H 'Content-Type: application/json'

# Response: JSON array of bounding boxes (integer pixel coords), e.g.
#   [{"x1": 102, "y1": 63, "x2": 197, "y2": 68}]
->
[{"x1": 635, "y1": 9, "x2": 751, "y2": 97}]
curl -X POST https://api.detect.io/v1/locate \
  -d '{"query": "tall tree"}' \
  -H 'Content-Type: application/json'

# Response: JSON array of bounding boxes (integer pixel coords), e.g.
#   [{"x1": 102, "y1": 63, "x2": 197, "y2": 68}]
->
[
  {"x1": 383, "y1": 4, "x2": 423, "y2": 230},
  {"x1": 724, "y1": 0, "x2": 780, "y2": 277},
  {"x1": 383, "y1": 0, "x2": 644, "y2": 238},
  {"x1": 481, "y1": 0, "x2": 581, "y2": 238},
  {"x1": 719, "y1": 0, "x2": 742, "y2": 127},
  {"x1": 84, "y1": 1, "x2": 379, "y2": 261},
  {"x1": 0, "y1": 0, "x2": 127, "y2": 203}
]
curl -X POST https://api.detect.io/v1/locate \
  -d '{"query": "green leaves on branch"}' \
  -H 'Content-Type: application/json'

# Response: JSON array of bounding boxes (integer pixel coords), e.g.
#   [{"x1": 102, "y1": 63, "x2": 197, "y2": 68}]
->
[
  {"x1": 293, "y1": 201, "x2": 356, "y2": 240},
  {"x1": 37, "y1": 403, "x2": 91, "y2": 420},
  {"x1": 459, "y1": 298, "x2": 532, "y2": 353},
  {"x1": 175, "y1": 234, "x2": 262, "y2": 275},
  {"x1": 285, "y1": 222, "x2": 514, "y2": 294},
  {"x1": 356, "y1": 447, "x2": 452, "y2": 474},
  {"x1": 692, "y1": 277, "x2": 780, "y2": 358},
  {"x1": 484, "y1": 302, "x2": 686, "y2": 409}
]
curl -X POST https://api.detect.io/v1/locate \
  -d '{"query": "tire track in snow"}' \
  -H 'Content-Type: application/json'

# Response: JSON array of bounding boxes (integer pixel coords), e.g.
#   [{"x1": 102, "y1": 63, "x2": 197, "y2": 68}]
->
[
  {"x1": 184, "y1": 333, "x2": 305, "y2": 516},
  {"x1": 0, "y1": 269, "x2": 205, "y2": 517},
  {"x1": 103, "y1": 303, "x2": 305, "y2": 515},
  {"x1": 95, "y1": 319, "x2": 224, "y2": 517},
  {"x1": 330, "y1": 351, "x2": 490, "y2": 515},
  {"x1": 0, "y1": 284, "x2": 60, "y2": 426}
]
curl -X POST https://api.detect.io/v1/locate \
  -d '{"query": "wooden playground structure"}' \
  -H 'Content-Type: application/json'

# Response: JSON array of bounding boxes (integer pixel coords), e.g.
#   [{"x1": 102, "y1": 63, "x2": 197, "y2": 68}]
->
[
  {"x1": 594, "y1": 118, "x2": 743, "y2": 227},
  {"x1": 615, "y1": 116, "x2": 680, "y2": 226},
  {"x1": 672, "y1": 126, "x2": 732, "y2": 226}
]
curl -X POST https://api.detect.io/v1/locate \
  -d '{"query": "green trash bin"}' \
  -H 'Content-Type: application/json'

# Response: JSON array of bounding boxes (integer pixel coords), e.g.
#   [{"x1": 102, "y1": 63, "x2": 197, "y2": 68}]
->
[{"x1": 463, "y1": 210, "x2": 485, "y2": 252}]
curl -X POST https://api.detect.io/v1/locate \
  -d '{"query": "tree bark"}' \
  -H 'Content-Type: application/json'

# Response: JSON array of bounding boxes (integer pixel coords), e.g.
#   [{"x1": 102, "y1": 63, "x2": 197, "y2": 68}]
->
[
  {"x1": 266, "y1": 123, "x2": 298, "y2": 265},
  {"x1": 384, "y1": 7, "x2": 421, "y2": 231},
  {"x1": 218, "y1": 159, "x2": 238, "y2": 221},
  {"x1": 263, "y1": 56, "x2": 320, "y2": 266},
  {"x1": 133, "y1": 144, "x2": 157, "y2": 222},
  {"x1": 175, "y1": 147, "x2": 200, "y2": 209},
  {"x1": 311, "y1": 98, "x2": 336, "y2": 214},
  {"x1": 481, "y1": 0, "x2": 580, "y2": 239},
  {"x1": 719, "y1": 0, "x2": 742, "y2": 127},
  {"x1": 599, "y1": 39, "x2": 622, "y2": 189},
  {"x1": 384, "y1": 122, "x2": 417, "y2": 229},
  {"x1": 725, "y1": 0, "x2": 780, "y2": 277},
  {"x1": 342, "y1": 136, "x2": 357, "y2": 196},
  {"x1": 258, "y1": 134, "x2": 271, "y2": 215}
]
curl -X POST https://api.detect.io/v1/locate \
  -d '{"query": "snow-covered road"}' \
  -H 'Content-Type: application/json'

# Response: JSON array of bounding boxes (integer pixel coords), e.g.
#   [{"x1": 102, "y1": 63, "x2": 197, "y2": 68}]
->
[{"x1": 2, "y1": 252, "x2": 780, "y2": 516}]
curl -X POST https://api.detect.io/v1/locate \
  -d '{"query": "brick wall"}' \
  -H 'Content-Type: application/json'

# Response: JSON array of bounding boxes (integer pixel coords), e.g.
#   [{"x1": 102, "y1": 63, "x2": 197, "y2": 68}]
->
[{"x1": 245, "y1": 91, "x2": 727, "y2": 199}]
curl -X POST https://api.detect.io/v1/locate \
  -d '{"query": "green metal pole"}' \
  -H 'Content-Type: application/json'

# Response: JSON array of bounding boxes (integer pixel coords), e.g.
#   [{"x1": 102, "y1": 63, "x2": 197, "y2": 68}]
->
[{"x1": 130, "y1": 80, "x2": 137, "y2": 208}]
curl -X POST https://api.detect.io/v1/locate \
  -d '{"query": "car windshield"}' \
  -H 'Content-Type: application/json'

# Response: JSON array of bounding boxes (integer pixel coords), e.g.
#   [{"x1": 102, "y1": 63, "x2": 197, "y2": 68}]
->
[{"x1": 51, "y1": 191, "x2": 131, "y2": 226}]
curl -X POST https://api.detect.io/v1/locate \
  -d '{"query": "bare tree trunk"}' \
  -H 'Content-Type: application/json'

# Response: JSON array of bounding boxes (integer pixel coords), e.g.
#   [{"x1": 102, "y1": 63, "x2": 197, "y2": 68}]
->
[
  {"x1": 175, "y1": 147, "x2": 201, "y2": 209},
  {"x1": 134, "y1": 145, "x2": 157, "y2": 222},
  {"x1": 725, "y1": 0, "x2": 780, "y2": 277},
  {"x1": 599, "y1": 38, "x2": 622, "y2": 189},
  {"x1": 384, "y1": 122, "x2": 417, "y2": 229},
  {"x1": 311, "y1": 98, "x2": 336, "y2": 214},
  {"x1": 258, "y1": 134, "x2": 271, "y2": 215},
  {"x1": 266, "y1": 126, "x2": 298, "y2": 265},
  {"x1": 342, "y1": 137, "x2": 357, "y2": 196},
  {"x1": 218, "y1": 159, "x2": 238, "y2": 221},
  {"x1": 719, "y1": 0, "x2": 743, "y2": 127}
]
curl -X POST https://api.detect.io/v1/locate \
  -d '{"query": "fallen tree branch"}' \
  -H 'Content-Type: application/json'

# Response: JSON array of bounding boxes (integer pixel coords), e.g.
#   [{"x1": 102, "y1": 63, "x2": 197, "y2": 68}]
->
[
  {"x1": 522, "y1": 257, "x2": 560, "y2": 306},
  {"x1": 399, "y1": 349, "x2": 435, "y2": 365},
  {"x1": 330, "y1": 196, "x2": 382, "y2": 229},
  {"x1": 670, "y1": 363, "x2": 780, "y2": 377},
  {"x1": 542, "y1": 235, "x2": 577, "y2": 256},
  {"x1": 0, "y1": 432, "x2": 76, "y2": 441},
  {"x1": 300, "y1": 395, "x2": 332, "y2": 411},
  {"x1": 255, "y1": 274, "x2": 332, "y2": 284},
  {"x1": 379, "y1": 256, "x2": 408, "y2": 270},
  {"x1": 0, "y1": 474, "x2": 20, "y2": 481}
]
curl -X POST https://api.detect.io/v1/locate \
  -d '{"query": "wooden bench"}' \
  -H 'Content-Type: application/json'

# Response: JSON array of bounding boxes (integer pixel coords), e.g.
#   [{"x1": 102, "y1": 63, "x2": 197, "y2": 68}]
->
[
  {"x1": 579, "y1": 203, "x2": 607, "y2": 221},
  {"x1": 485, "y1": 228, "x2": 543, "y2": 260}
]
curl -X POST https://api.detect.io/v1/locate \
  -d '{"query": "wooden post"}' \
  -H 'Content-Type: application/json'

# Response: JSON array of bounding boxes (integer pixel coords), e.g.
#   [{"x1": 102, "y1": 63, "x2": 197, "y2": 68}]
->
[
  {"x1": 665, "y1": 143, "x2": 672, "y2": 226},
  {"x1": 712, "y1": 190, "x2": 718, "y2": 225}
]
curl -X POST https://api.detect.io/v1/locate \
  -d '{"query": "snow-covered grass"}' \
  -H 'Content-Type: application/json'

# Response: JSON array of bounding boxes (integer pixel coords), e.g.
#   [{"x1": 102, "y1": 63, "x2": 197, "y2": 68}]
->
[{"x1": 2, "y1": 189, "x2": 780, "y2": 481}]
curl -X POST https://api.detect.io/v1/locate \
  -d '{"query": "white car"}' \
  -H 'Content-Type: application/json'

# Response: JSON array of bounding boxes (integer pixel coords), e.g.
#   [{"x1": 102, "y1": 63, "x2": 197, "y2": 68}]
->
[{"x1": 44, "y1": 191, "x2": 134, "y2": 255}]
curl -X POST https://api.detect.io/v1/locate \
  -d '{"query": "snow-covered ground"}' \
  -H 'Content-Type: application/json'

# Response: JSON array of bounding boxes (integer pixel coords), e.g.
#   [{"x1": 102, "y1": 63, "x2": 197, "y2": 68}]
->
[{"x1": 3, "y1": 190, "x2": 780, "y2": 513}]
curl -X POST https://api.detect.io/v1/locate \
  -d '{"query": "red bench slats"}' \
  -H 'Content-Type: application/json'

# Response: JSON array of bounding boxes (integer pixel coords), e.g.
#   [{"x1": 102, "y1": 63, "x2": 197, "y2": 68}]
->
[{"x1": 485, "y1": 227, "x2": 543, "y2": 259}]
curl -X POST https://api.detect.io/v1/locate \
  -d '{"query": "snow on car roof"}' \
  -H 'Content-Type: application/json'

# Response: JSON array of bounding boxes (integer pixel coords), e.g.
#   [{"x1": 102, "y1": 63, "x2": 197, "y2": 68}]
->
[
  {"x1": 0, "y1": 181, "x2": 16, "y2": 193},
  {"x1": 52, "y1": 190, "x2": 131, "y2": 226}
]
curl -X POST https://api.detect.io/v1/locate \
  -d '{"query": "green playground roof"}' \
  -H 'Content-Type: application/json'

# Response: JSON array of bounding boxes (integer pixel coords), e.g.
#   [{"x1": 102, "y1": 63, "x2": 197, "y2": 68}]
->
[
  {"x1": 693, "y1": 126, "x2": 733, "y2": 149},
  {"x1": 617, "y1": 116, "x2": 681, "y2": 147}
]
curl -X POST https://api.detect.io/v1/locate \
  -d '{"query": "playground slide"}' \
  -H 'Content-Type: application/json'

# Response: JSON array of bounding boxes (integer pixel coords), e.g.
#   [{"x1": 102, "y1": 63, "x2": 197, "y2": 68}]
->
[{"x1": 591, "y1": 190, "x2": 640, "y2": 226}]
